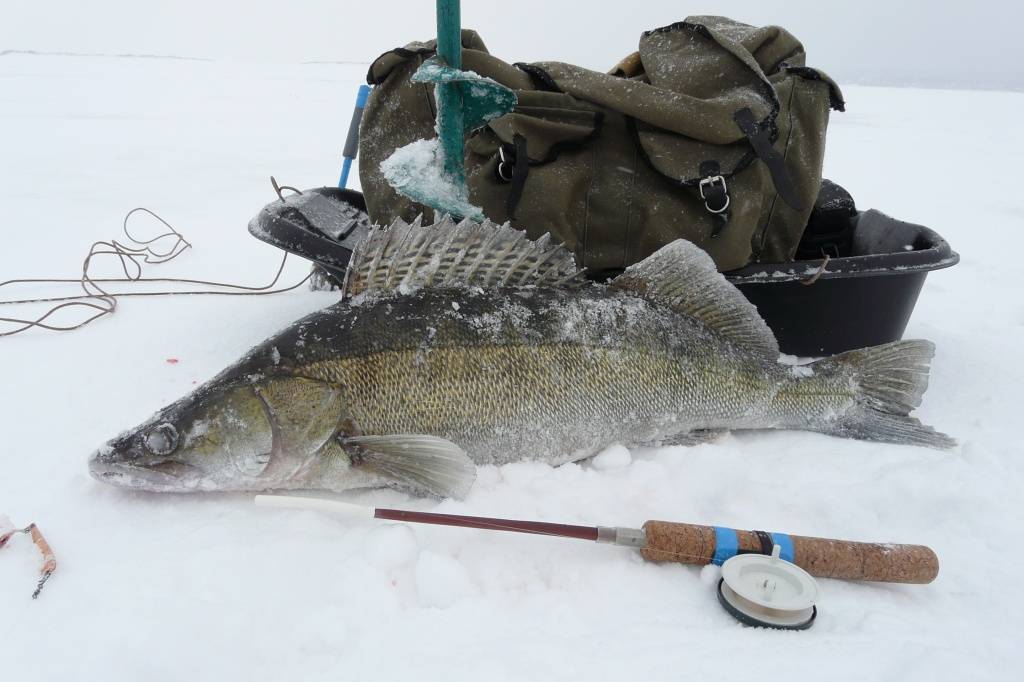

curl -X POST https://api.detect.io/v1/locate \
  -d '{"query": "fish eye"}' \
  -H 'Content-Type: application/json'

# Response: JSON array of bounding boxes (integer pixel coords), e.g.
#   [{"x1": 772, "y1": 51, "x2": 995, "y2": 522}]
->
[{"x1": 144, "y1": 423, "x2": 179, "y2": 456}]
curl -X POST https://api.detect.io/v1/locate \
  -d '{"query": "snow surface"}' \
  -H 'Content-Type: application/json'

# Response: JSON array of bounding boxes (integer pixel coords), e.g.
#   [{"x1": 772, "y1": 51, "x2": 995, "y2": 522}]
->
[{"x1": 1, "y1": 54, "x2": 1023, "y2": 681}]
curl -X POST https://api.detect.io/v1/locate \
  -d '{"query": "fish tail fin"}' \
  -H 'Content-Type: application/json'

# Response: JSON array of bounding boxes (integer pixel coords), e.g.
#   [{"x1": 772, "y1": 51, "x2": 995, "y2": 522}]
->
[{"x1": 808, "y1": 340, "x2": 956, "y2": 449}]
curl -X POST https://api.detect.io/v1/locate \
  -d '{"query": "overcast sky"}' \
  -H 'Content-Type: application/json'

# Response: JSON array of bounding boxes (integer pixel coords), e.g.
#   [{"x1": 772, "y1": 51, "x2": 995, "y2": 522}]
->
[{"x1": 3, "y1": 0, "x2": 1022, "y2": 90}]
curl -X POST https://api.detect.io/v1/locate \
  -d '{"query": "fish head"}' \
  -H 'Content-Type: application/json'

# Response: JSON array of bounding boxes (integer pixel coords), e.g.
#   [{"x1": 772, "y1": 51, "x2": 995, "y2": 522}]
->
[{"x1": 89, "y1": 375, "x2": 345, "y2": 492}]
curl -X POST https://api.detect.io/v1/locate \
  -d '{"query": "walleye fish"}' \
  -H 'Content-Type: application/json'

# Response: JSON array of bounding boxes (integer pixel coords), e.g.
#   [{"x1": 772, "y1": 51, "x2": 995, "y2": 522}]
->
[{"x1": 89, "y1": 218, "x2": 953, "y2": 497}]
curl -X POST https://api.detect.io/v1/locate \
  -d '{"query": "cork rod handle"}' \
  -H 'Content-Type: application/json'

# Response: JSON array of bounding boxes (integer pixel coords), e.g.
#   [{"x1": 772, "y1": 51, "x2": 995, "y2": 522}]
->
[{"x1": 640, "y1": 520, "x2": 938, "y2": 584}]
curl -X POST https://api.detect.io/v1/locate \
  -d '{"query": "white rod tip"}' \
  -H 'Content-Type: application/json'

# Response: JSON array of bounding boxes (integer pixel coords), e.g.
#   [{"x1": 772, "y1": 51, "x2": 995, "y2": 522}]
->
[{"x1": 253, "y1": 495, "x2": 376, "y2": 519}]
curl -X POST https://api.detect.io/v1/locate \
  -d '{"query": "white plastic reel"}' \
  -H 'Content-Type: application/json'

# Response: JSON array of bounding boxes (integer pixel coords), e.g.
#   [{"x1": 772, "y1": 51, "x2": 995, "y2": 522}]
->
[{"x1": 717, "y1": 544, "x2": 819, "y2": 630}]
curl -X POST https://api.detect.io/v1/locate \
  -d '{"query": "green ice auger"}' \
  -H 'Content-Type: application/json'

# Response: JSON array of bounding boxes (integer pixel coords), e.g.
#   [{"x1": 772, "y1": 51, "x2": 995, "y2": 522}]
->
[{"x1": 385, "y1": 0, "x2": 516, "y2": 220}]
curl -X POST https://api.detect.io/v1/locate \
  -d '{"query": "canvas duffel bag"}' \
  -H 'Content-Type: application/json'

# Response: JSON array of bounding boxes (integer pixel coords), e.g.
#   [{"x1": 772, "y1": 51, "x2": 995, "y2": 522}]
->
[{"x1": 358, "y1": 16, "x2": 845, "y2": 275}]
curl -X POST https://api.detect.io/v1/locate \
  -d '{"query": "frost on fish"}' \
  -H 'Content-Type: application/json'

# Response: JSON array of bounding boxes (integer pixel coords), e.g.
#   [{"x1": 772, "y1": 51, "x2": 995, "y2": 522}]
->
[{"x1": 88, "y1": 220, "x2": 954, "y2": 498}]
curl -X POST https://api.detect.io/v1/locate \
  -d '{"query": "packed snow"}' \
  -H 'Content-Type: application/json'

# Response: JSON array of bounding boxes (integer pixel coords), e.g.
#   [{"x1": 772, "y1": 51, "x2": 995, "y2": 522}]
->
[{"x1": 1, "y1": 53, "x2": 1023, "y2": 682}]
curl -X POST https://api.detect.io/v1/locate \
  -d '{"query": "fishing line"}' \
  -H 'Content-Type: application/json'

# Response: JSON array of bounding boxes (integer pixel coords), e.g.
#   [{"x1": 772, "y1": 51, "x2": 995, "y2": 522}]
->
[{"x1": 0, "y1": 196, "x2": 315, "y2": 337}]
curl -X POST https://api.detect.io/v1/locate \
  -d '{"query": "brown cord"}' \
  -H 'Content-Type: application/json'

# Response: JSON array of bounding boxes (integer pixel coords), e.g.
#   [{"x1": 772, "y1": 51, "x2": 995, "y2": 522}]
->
[
  {"x1": 271, "y1": 175, "x2": 303, "y2": 200},
  {"x1": 800, "y1": 254, "x2": 831, "y2": 286},
  {"x1": 0, "y1": 191, "x2": 314, "y2": 337}
]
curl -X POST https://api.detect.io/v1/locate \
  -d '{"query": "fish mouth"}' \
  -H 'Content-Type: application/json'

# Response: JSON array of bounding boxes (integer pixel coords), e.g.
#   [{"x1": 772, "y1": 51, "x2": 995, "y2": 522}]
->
[{"x1": 88, "y1": 451, "x2": 206, "y2": 493}]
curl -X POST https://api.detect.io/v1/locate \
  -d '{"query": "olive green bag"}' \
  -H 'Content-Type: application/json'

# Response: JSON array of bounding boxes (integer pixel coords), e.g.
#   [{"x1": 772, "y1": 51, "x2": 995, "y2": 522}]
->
[{"x1": 358, "y1": 16, "x2": 844, "y2": 274}]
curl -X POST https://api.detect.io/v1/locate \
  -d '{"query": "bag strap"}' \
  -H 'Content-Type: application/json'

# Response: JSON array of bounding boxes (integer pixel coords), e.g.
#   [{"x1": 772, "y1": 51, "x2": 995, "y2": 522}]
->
[
  {"x1": 733, "y1": 107, "x2": 803, "y2": 211},
  {"x1": 500, "y1": 134, "x2": 530, "y2": 219}
]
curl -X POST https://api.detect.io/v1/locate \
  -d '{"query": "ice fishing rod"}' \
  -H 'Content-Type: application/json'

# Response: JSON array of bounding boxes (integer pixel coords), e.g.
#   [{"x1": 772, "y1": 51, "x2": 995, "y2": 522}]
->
[
  {"x1": 255, "y1": 495, "x2": 938, "y2": 629},
  {"x1": 255, "y1": 495, "x2": 937, "y2": 583}
]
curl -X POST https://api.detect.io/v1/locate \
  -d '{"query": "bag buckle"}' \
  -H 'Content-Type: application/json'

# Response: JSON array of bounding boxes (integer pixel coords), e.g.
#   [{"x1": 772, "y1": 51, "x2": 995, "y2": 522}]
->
[{"x1": 699, "y1": 175, "x2": 730, "y2": 214}]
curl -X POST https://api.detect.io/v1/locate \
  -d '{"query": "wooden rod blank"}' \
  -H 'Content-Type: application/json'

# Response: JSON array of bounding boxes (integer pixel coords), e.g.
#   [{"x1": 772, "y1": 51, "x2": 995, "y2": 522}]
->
[
  {"x1": 373, "y1": 509, "x2": 600, "y2": 541},
  {"x1": 640, "y1": 520, "x2": 939, "y2": 584}
]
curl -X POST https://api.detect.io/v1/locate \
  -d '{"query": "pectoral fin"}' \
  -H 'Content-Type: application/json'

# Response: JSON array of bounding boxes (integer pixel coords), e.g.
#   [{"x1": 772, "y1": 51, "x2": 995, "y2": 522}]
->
[{"x1": 343, "y1": 434, "x2": 476, "y2": 499}]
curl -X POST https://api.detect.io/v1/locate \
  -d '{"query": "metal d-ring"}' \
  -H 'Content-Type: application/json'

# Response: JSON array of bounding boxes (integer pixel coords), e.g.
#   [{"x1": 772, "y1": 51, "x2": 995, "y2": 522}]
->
[{"x1": 497, "y1": 146, "x2": 515, "y2": 182}]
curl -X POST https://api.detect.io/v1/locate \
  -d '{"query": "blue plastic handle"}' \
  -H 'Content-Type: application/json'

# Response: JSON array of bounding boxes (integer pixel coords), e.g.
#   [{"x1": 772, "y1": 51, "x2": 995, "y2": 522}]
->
[{"x1": 339, "y1": 84, "x2": 372, "y2": 188}]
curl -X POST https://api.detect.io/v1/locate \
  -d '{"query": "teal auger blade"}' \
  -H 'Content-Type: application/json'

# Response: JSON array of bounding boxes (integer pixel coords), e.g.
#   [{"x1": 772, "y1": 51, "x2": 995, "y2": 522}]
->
[
  {"x1": 412, "y1": 57, "x2": 518, "y2": 132},
  {"x1": 383, "y1": 0, "x2": 516, "y2": 222},
  {"x1": 380, "y1": 136, "x2": 486, "y2": 222},
  {"x1": 382, "y1": 59, "x2": 516, "y2": 221}
]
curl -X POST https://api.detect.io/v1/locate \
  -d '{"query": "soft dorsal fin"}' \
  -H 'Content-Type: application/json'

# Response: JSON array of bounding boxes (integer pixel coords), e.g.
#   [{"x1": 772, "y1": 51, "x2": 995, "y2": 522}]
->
[
  {"x1": 342, "y1": 216, "x2": 586, "y2": 298},
  {"x1": 611, "y1": 240, "x2": 779, "y2": 359}
]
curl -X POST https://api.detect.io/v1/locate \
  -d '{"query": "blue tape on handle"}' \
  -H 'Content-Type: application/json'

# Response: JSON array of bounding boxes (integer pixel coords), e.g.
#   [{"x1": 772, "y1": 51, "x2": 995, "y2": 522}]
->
[
  {"x1": 712, "y1": 526, "x2": 739, "y2": 565},
  {"x1": 770, "y1": 533, "x2": 795, "y2": 562},
  {"x1": 338, "y1": 158, "x2": 354, "y2": 190},
  {"x1": 355, "y1": 84, "x2": 371, "y2": 107},
  {"x1": 339, "y1": 85, "x2": 373, "y2": 188}
]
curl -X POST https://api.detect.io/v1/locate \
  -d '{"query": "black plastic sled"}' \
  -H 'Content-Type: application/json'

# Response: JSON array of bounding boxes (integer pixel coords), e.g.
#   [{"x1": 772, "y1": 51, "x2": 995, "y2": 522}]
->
[
  {"x1": 249, "y1": 184, "x2": 958, "y2": 357},
  {"x1": 725, "y1": 181, "x2": 958, "y2": 355}
]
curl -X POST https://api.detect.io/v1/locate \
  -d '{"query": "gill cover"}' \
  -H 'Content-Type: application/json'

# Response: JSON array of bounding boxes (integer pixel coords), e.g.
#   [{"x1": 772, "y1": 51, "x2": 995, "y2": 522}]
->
[
  {"x1": 254, "y1": 376, "x2": 345, "y2": 482},
  {"x1": 182, "y1": 384, "x2": 275, "y2": 479},
  {"x1": 170, "y1": 377, "x2": 342, "y2": 486}
]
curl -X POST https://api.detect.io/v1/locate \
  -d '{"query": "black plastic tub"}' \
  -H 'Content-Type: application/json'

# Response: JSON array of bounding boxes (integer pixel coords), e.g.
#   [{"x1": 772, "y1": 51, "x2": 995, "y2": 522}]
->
[
  {"x1": 249, "y1": 188, "x2": 959, "y2": 358},
  {"x1": 725, "y1": 209, "x2": 959, "y2": 356}
]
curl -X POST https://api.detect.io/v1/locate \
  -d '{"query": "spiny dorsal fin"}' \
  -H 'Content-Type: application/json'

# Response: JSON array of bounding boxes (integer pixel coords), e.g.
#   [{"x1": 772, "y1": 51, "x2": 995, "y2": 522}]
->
[
  {"x1": 611, "y1": 240, "x2": 779, "y2": 359},
  {"x1": 342, "y1": 216, "x2": 586, "y2": 298}
]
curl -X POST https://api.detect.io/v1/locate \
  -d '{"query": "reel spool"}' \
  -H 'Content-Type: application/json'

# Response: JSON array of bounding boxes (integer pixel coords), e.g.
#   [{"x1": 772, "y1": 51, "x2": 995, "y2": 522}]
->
[{"x1": 717, "y1": 544, "x2": 819, "y2": 630}]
